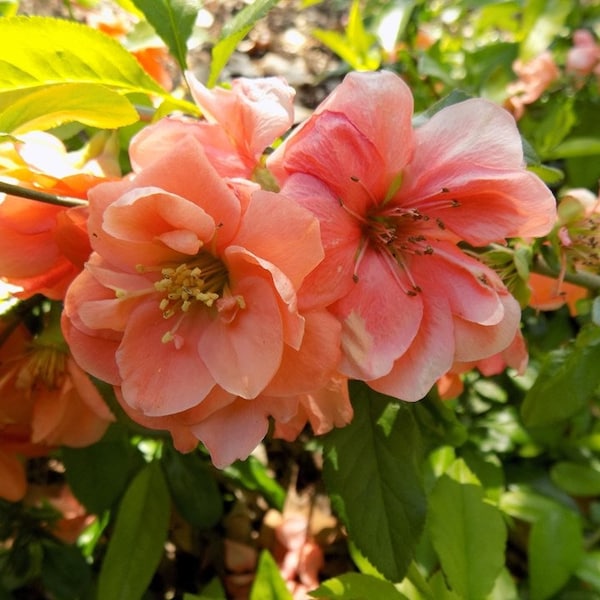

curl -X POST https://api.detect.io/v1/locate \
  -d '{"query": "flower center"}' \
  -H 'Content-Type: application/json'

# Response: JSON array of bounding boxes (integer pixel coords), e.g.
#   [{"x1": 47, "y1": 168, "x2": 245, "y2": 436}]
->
[
  {"x1": 154, "y1": 252, "x2": 229, "y2": 319},
  {"x1": 19, "y1": 344, "x2": 67, "y2": 391}
]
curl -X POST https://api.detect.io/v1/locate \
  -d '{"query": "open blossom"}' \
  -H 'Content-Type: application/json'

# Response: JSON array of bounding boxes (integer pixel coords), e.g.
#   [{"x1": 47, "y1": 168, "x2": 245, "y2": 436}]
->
[
  {"x1": 268, "y1": 71, "x2": 556, "y2": 403},
  {"x1": 0, "y1": 131, "x2": 120, "y2": 299},
  {"x1": 505, "y1": 51, "x2": 560, "y2": 120},
  {"x1": 62, "y1": 126, "x2": 347, "y2": 467},
  {"x1": 130, "y1": 73, "x2": 295, "y2": 181},
  {"x1": 0, "y1": 321, "x2": 114, "y2": 502}
]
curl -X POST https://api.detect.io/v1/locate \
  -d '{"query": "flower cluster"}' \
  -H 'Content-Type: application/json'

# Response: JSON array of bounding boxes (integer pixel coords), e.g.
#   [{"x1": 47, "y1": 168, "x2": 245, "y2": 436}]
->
[{"x1": 2, "y1": 70, "x2": 557, "y2": 467}]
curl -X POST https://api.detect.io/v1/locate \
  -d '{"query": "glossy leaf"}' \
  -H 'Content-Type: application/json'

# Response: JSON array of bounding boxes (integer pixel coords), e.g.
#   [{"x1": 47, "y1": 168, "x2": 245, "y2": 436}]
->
[
  {"x1": 97, "y1": 462, "x2": 170, "y2": 600},
  {"x1": 323, "y1": 381, "x2": 426, "y2": 581},
  {"x1": 61, "y1": 424, "x2": 145, "y2": 515},
  {"x1": 208, "y1": 0, "x2": 279, "y2": 87},
  {"x1": 131, "y1": 0, "x2": 201, "y2": 72},
  {"x1": 522, "y1": 324, "x2": 600, "y2": 427},
  {"x1": 529, "y1": 507, "x2": 584, "y2": 600},
  {"x1": 249, "y1": 550, "x2": 292, "y2": 600},
  {"x1": 162, "y1": 445, "x2": 223, "y2": 529},
  {"x1": 0, "y1": 16, "x2": 197, "y2": 114},
  {"x1": 428, "y1": 461, "x2": 506, "y2": 599},
  {"x1": 0, "y1": 83, "x2": 138, "y2": 133},
  {"x1": 551, "y1": 461, "x2": 600, "y2": 496},
  {"x1": 311, "y1": 573, "x2": 407, "y2": 599}
]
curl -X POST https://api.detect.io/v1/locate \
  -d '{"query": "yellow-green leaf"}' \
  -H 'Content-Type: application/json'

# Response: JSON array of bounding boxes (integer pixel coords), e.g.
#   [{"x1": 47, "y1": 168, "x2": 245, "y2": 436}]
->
[{"x1": 0, "y1": 83, "x2": 139, "y2": 133}]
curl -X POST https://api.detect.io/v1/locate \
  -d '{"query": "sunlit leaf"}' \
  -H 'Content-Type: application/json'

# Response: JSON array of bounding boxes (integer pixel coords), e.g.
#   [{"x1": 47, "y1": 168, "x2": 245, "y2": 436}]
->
[
  {"x1": 249, "y1": 550, "x2": 292, "y2": 600},
  {"x1": 131, "y1": 0, "x2": 201, "y2": 71},
  {"x1": 311, "y1": 573, "x2": 407, "y2": 599},
  {"x1": 97, "y1": 462, "x2": 170, "y2": 600},
  {"x1": 428, "y1": 461, "x2": 506, "y2": 599},
  {"x1": 208, "y1": 0, "x2": 280, "y2": 87},
  {"x1": 0, "y1": 16, "x2": 197, "y2": 114},
  {"x1": 550, "y1": 462, "x2": 600, "y2": 497},
  {"x1": 0, "y1": 83, "x2": 138, "y2": 133},
  {"x1": 323, "y1": 382, "x2": 426, "y2": 581}
]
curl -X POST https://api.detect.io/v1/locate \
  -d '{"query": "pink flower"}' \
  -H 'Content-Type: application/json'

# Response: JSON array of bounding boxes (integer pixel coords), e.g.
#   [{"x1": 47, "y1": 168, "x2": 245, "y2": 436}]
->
[
  {"x1": 566, "y1": 29, "x2": 600, "y2": 79},
  {"x1": 268, "y1": 71, "x2": 556, "y2": 402},
  {"x1": 505, "y1": 51, "x2": 560, "y2": 119},
  {"x1": 62, "y1": 128, "x2": 345, "y2": 467},
  {"x1": 130, "y1": 74, "x2": 295, "y2": 180}
]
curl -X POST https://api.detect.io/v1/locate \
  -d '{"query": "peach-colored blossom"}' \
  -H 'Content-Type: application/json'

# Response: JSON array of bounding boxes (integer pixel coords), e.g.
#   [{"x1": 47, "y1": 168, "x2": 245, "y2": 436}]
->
[
  {"x1": 62, "y1": 128, "x2": 345, "y2": 467},
  {"x1": 0, "y1": 131, "x2": 119, "y2": 299},
  {"x1": 130, "y1": 74, "x2": 295, "y2": 180},
  {"x1": 0, "y1": 322, "x2": 114, "y2": 502},
  {"x1": 268, "y1": 71, "x2": 556, "y2": 403},
  {"x1": 566, "y1": 29, "x2": 600, "y2": 79},
  {"x1": 528, "y1": 272, "x2": 588, "y2": 315},
  {"x1": 505, "y1": 51, "x2": 560, "y2": 120}
]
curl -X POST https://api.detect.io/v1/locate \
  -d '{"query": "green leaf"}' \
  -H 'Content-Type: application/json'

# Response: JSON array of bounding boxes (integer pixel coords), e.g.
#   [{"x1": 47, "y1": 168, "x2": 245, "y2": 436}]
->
[
  {"x1": 427, "y1": 462, "x2": 506, "y2": 599},
  {"x1": 0, "y1": 0, "x2": 18, "y2": 17},
  {"x1": 311, "y1": 573, "x2": 407, "y2": 599},
  {"x1": 499, "y1": 487, "x2": 565, "y2": 523},
  {"x1": 162, "y1": 445, "x2": 223, "y2": 529},
  {"x1": 322, "y1": 381, "x2": 426, "y2": 581},
  {"x1": 40, "y1": 541, "x2": 92, "y2": 600},
  {"x1": 208, "y1": 0, "x2": 280, "y2": 87},
  {"x1": 547, "y1": 136, "x2": 600, "y2": 159},
  {"x1": 223, "y1": 455, "x2": 286, "y2": 511},
  {"x1": 576, "y1": 552, "x2": 600, "y2": 591},
  {"x1": 550, "y1": 461, "x2": 600, "y2": 497},
  {"x1": 529, "y1": 508, "x2": 584, "y2": 600},
  {"x1": 131, "y1": 0, "x2": 201, "y2": 72},
  {"x1": 0, "y1": 83, "x2": 138, "y2": 133},
  {"x1": 249, "y1": 550, "x2": 292, "y2": 600},
  {"x1": 184, "y1": 577, "x2": 227, "y2": 599},
  {"x1": 97, "y1": 462, "x2": 170, "y2": 600},
  {"x1": 61, "y1": 424, "x2": 145, "y2": 515},
  {"x1": 521, "y1": 325, "x2": 600, "y2": 427},
  {"x1": 0, "y1": 16, "x2": 197, "y2": 114}
]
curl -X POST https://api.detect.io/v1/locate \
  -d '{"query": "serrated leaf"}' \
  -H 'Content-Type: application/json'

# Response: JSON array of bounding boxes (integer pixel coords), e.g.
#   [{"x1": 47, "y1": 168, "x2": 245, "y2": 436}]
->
[
  {"x1": 428, "y1": 466, "x2": 506, "y2": 599},
  {"x1": 249, "y1": 550, "x2": 292, "y2": 600},
  {"x1": 521, "y1": 325, "x2": 600, "y2": 427},
  {"x1": 322, "y1": 381, "x2": 426, "y2": 581},
  {"x1": 311, "y1": 573, "x2": 407, "y2": 599},
  {"x1": 131, "y1": 0, "x2": 201, "y2": 72},
  {"x1": 0, "y1": 83, "x2": 138, "y2": 133},
  {"x1": 97, "y1": 462, "x2": 170, "y2": 600},
  {"x1": 162, "y1": 445, "x2": 223, "y2": 529},
  {"x1": 208, "y1": 0, "x2": 279, "y2": 87},
  {"x1": 0, "y1": 16, "x2": 197, "y2": 114},
  {"x1": 61, "y1": 424, "x2": 145, "y2": 515},
  {"x1": 529, "y1": 508, "x2": 583, "y2": 600}
]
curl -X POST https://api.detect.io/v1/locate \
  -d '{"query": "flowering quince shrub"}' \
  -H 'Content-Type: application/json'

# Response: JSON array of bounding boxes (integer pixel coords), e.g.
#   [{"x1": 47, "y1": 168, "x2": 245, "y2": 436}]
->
[{"x1": 0, "y1": 2, "x2": 599, "y2": 600}]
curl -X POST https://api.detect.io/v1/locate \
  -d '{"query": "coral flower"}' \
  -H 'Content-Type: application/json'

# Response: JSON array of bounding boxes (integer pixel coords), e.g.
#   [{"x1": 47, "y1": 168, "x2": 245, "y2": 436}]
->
[
  {"x1": 62, "y1": 129, "x2": 345, "y2": 467},
  {"x1": 0, "y1": 131, "x2": 120, "y2": 299},
  {"x1": 0, "y1": 320, "x2": 114, "y2": 502},
  {"x1": 268, "y1": 71, "x2": 556, "y2": 402},
  {"x1": 130, "y1": 74, "x2": 295, "y2": 180},
  {"x1": 505, "y1": 51, "x2": 560, "y2": 120}
]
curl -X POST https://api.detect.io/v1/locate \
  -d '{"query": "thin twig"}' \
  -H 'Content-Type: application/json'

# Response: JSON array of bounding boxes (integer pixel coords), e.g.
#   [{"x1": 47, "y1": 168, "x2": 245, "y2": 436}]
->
[
  {"x1": 532, "y1": 255, "x2": 600, "y2": 292},
  {"x1": 0, "y1": 181, "x2": 87, "y2": 208}
]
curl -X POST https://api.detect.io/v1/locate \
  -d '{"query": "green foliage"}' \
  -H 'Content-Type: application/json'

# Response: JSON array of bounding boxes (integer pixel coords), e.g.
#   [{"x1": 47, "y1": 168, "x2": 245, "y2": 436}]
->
[
  {"x1": 97, "y1": 461, "x2": 170, "y2": 600},
  {"x1": 311, "y1": 572, "x2": 407, "y2": 599},
  {"x1": 208, "y1": 0, "x2": 280, "y2": 87},
  {"x1": 130, "y1": 0, "x2": 201, "y2": 72},
  {"x1": 161, "y1": 444, "x2": 223, "y2": 529},
  {"x1": 323, "y1": 382, "x2": 426, "y2": 581},
  {"x1": 0, "y1": 15, "x2": 198, "y2": 118},
  {"x1": 249, "y1": 550, "x2": 293, "y2": 600}
]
